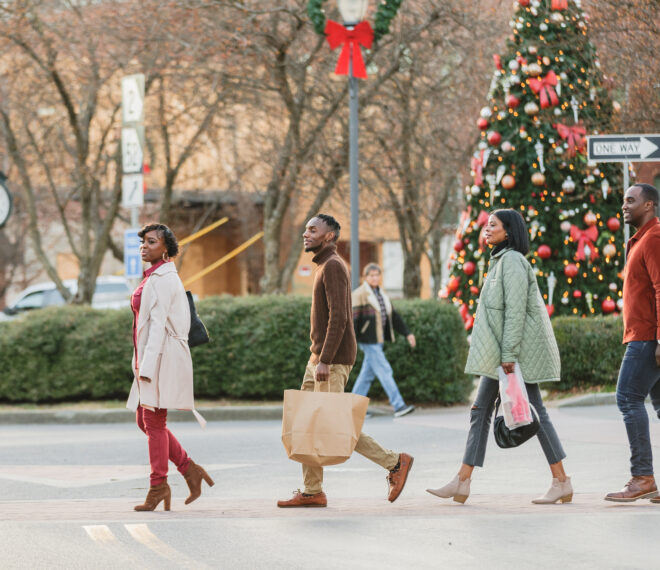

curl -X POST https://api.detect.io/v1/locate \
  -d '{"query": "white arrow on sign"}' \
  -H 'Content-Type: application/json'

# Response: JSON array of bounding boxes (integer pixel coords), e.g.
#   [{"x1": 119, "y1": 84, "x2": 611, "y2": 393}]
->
[
  {"x1": 122, "y1": 75, "x2": 144, "y2": 124},
  {"x1": 122, "y1": 127, "x2": 144, "y2": 174},
  {"x1": 122, "y1": 174, "x2": 144, "y2": 208},
  {"x1": 640, "y1": 137, "x2": 660, "y2": 160}
]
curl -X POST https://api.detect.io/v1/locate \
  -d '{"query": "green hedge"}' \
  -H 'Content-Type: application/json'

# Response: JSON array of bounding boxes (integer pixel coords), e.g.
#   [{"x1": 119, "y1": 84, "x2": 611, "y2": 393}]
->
[
  {"x1": 548, "y1": 315, "x2": 625, "y2": 391},
  {"x1": 0, "y1": 297, "x2": 472, "y2": 404}
]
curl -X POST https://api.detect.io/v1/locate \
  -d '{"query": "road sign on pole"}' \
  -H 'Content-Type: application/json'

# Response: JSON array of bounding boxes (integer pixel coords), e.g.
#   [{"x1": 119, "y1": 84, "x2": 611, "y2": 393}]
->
[
  {"x1": 122, "y1": 173, "x2": 144, "y2": 208},
  {"x1": 587, "y1": 134, "x2": 660, "y2": 162},
  {"x1": 124, "y1": 229, "x2": 142, "y2": 279},
  {"x1": 121, "y1": 74, "x2": 145, "y2": 125},
  {"x1": 121, "y1": 126, "x2": 144, "y2": 174}
]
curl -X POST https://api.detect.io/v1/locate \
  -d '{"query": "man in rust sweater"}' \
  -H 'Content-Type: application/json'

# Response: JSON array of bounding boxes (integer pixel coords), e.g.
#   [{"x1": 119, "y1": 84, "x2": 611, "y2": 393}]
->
[
  {"x1": 606, "y1": 184, "x2": 660, "y2": 503},
  {"x1": 278, "y1": 214, "x2": 413, "y2": 508}
]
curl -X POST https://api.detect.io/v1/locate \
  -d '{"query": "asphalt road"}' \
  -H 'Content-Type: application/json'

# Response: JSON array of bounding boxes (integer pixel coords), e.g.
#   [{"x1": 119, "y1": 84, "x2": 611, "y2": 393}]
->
[{"x1": 1, "y1": 404, "x2": 659, "y2": 569}]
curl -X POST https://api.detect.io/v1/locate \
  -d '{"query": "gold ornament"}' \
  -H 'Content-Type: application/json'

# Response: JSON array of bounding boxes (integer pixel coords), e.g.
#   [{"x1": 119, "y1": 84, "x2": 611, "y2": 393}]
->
[
  {"x1": 531, "y1": 172, "x2": 546, "y2": 186},
  {"x1": 524, "y1": 101, "x2": 539, "y2": 115},
  {"x1": 501, "y1": 174, "x2": 516, "y2": 189},
  {"x1": 525, "y1": 62, "x2": 543, "y2": 76}
]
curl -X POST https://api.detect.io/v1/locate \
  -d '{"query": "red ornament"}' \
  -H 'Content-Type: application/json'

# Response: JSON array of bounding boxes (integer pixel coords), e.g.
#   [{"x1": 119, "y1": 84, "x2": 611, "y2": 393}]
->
[
  {"x1": 551, "y1": 0, "x2": 568, "y2": 9},
  {"x1": 487, "y1": 131, "x2": 502, "y2": 145},
  {"x1": 537, "y1": 244, "x2": 552, "y2": 259},
  {"x1": 601, "y1": 299, "x2": 616, "y2": 314},
  {"x1": 546, "y1": 304, "x2": 555, "y2": 317},
  {"x1": 518, "y1": 0, "x2": 530, "y2": 6},
  {"x1": 493, "y1": 54, "x2": 503, "y2": 71},
  {"x1": 453, "y1": 240, "x2": 464, "y2": 252},
  {"x1": 477, "y1": 117, "x2": 489, "y2": 130},
  {"x1": 564, "y1": 264, "x2": 578, "y2": 278},
  {"x1": 573, "y1": 290, "x2": 582, "y2": 299},
  {"x1": 470, "y1": 286, "x2": 480, "y2": 295},
  {"x1": 464, "y1": 315, "x2": 474, "y2": 331},
  {"x1": 607, "y1": 217, "x2": 621, "y2": 232},
  {"x1": 505, "y1": 94, "x2": 520, "y2": 109},
  {"x1": 448, "y1": 276, "x2": 460, "y2": 293},
  {"x1": 463, "y1": 261, "x2": 476, "y2": 276}
]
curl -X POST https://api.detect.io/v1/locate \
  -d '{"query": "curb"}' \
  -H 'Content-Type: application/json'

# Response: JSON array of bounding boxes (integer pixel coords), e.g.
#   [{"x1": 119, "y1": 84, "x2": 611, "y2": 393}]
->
[{"x1": 555, "y1": 393, "x2": 617, "y2": 408}]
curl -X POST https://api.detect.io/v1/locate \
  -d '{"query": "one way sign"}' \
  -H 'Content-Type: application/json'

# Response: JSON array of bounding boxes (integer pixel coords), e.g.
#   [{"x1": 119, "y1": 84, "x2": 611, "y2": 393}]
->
[{"x1": 587, "y1": 134, "x2": 660, "y2": 162}]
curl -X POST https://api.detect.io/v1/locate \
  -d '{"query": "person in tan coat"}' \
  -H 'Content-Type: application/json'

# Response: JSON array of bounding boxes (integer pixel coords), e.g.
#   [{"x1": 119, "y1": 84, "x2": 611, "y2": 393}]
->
[{"x1": 126, "y1": 223, "x2": 214, "y2": 511}]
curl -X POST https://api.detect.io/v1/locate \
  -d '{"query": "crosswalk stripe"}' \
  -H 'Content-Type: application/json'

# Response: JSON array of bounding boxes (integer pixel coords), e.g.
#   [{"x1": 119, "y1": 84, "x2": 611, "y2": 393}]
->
[
  {"x1": 83, "y1": 524, "x2": 118, "y2": 545},
  {"x1": 124, "y1": 523, "x2": 207, "y2": 569}
]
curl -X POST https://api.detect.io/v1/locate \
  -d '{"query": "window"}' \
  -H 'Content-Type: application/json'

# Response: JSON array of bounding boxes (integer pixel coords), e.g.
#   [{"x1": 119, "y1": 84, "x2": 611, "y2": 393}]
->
[{"x1": 14, "y1": 291, "x2": 46, "y2": 310}]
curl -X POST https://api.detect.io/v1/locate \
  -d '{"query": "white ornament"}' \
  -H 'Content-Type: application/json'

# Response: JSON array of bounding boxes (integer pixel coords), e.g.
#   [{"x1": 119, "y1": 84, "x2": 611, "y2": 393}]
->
[
  {"x1": 547, "y1": 272, "x2": 557, "y2": 305},
  {"x1": 501, "y1": 141, "x2": 512, "y2": 153},
  {"x1": 508, "y1": 60, "x2": 519, "y2": 71},
  {"x1": 496, "y1": 164, "x2": 506, "y2": 184},
  {"x1": 478, "y1": 141, "x2": 488, "y2": 150},
  {"x1": 617, "y1": 298, "x2": 624, "y2": 311},
  {"x1": 486, "y1": 174, "x2": 497, "y2": 192},
  {"x1": 609, "y1": 282, "x2": 618, "y2": 292},
  {"x1": 534, "y1": 140, "x2": 545, "y2": 173},
  {"x1": 562, "y1": 176, "x2": 576, "y2": 194},
  {"x1": 530, "y1": 220, "x2": 540, "y2": 241},
  {"x1": 560, "y1": 72, "x2": 568, "y2": 81},
  {"x1": 601, "y1": 178, "x2": 610, "y2": 199},
  {"x1": 560, "y1": 220, "x2": 572, "y2": 232},
  {"x1": 554, "y1": 108, "x2": 563, "y2": 117},
  {"x1": 561, "y1": 296, "x2": 569, "y2": 305},
  {"x1": 540, "y1": 23, "x2": 548, "y2": 32},
  {"x1": 470, "y1": 185, "x2": 481, "y2": 196},
  {"x1": 571, "y1": 96, "x2": 579, "y2": 123},
  {"x1": 480, "y1": 107, "x2": 492, "y2": 119}
]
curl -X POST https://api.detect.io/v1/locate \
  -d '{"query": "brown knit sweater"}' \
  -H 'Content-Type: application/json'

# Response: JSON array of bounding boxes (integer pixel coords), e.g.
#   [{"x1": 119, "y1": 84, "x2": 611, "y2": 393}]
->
[{"x1": 309, "y1": 243, "x2": 357, "y2": 365}]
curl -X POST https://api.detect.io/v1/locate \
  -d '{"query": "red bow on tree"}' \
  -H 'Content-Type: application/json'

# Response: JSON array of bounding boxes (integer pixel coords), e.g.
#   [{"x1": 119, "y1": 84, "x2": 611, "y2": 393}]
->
[
  {"x1": 552, "y1": 0, "x2": 568, "y2": 9},
  {"x1": 528, "y1": 71, "x2": 559, "y2": 108},
  {"x1": 555, "y1": 122, "x2": 587, "y2": 156},
  {"x1": 570, "y1": 225, "x2": 599, "y2": 261},
  {"x1": 324, "y1": 20, "x2": 374, "y2": 79},
  {"x1": 471, "y1": 150, "x2": 486, "y2": 186}
]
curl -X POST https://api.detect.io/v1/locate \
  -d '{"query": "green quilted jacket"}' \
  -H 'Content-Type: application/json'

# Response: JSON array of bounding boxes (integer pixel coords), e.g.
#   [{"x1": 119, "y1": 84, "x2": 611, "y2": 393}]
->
[{"x1": 464, "y1": 247, "x2": 561, "y2": 383}]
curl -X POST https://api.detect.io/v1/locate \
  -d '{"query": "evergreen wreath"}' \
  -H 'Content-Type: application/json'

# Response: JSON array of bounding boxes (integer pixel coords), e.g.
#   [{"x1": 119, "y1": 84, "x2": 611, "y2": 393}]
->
[{"x1": 308, "y1": 0, "x2": 403, "y2": 41}]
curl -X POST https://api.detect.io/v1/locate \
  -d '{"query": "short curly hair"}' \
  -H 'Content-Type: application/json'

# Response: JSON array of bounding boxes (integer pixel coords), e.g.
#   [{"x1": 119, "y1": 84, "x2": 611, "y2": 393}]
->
[{"x1": 138, "y1": 223, "x2": 179, "y2": 257}]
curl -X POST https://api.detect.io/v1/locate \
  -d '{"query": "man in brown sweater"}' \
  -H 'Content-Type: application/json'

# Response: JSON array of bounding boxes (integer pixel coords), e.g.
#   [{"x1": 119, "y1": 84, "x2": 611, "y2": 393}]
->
[{"x1": 278, "y1": 214, "x2": 413, "y2": 508}]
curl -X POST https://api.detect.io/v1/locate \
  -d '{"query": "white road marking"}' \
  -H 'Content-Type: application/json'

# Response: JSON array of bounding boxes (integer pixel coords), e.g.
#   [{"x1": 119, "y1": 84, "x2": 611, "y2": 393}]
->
[
  {"x1": 83, "y1": 524, "x2": 119, "y2": 545},
  {"x1": 124, "y1": 523, "x2": 208, "y2": 569}
]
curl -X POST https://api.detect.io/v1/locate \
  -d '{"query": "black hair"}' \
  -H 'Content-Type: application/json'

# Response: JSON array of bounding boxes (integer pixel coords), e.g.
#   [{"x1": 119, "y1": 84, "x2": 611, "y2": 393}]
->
[
  {"x1": 138, "y1": 223, "x2": 179, "y2": 257},
  {"x1": 316, "y1": 213, "x2": 341, "y2": 241},
  {"x1": 633, "y1": 183, "x2": 659, "y2": 207},
  {"x1": 491, "y1": 209, "x2": 530, "y2": 255}
]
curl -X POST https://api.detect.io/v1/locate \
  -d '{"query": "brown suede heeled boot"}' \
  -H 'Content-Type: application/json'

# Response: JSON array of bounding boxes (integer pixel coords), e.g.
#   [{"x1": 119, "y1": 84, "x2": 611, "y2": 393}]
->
[
  {"x1": 134, "y1": 482, "x2": 171, "y2": 511},
  {"x1": 183, "y1": 460, "x2": 215, "y2": 505}
]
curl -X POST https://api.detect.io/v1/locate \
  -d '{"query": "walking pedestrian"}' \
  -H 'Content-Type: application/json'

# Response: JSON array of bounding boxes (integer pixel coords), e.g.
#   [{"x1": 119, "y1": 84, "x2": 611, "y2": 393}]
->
[
  {"x1": 352, "y1": 263, "x2": 416, "y2": 417},
  {"x1": 127, "y1": 223, "x2": 214, "y2": 512},
  {"x1": 277, "y1": 214, "x2": 413, "y2": 508},
  {"x1": 427, "y1": 209, "x2": 572, "y2": 504},
  {"x1": 605, "y1": 183, "x2": 660, "y2": 503}
]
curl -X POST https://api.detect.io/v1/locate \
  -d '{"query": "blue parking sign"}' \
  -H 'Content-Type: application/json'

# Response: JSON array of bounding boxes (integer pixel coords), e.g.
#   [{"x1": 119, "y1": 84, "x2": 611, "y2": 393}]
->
[{"x1": 124, "y1": 229, "x2": 142, "y2": 279}]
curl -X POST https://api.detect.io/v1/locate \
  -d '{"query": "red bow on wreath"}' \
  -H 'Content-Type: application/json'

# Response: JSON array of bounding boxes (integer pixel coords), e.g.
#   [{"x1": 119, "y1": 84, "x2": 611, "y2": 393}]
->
[
  {"x1": 471, "y1": 150, "x2": 486, "y2": 186},
  {"x1": 324, "y1": 20, "x2": 374, "y2": 79},
  {"x1": 555, "y1": 122, "x2": 586, "y2": 157},
  {"x1": 570, "y1": 225, "x2": 599, "y2": 261},
  {"x1": 528, "y1": 71, "x2": 559, "y2": 108},
  {"x1": 552, "y1": 0, "x2": 568, "y2": 10}
]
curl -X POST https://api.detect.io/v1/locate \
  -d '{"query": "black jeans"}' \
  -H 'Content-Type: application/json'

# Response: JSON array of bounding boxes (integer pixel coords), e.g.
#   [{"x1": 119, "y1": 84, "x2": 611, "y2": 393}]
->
[
  {"x1": 463, "y1": 376, "x2": 566, "y2": 467},
  {"x1": 616, "y1": 341, "x2": 660, "y2": 476}
]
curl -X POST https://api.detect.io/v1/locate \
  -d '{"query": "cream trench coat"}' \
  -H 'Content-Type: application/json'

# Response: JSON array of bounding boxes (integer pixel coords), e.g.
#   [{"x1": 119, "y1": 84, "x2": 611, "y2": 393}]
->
[{"x1": 126, "y1": 262, "x2": 203, "y2": 424}]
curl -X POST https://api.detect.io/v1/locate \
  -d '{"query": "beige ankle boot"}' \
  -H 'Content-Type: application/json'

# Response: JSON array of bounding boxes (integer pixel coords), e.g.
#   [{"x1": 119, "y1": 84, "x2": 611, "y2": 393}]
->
[
  {"x1": 532, "y1": 476, "x2": 573, "y2": 504},
  {"x1": 426, "y1": 475, "x2": 471, "y2": 504}
]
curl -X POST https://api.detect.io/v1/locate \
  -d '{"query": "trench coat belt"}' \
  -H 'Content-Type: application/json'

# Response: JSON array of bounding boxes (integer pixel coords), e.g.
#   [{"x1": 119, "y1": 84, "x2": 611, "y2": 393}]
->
[{"x1": 165, "y1": 329, "x2": 188, "y2": 342}]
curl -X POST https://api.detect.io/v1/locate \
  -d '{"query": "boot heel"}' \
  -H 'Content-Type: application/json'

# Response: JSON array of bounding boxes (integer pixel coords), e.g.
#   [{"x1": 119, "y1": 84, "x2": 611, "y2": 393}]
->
[
  {"x1": 560, "y1": 494, "x2": 573, "y2": 504},
  {"x1": 163, "y1": 496, "x2": 171, "y2": 511},
  {"x1": 201, "y1": 468, "x2": 215, "y2": 487},
  {"x1": 454, "y1": 494, "x2": 468, "y2": 504}
]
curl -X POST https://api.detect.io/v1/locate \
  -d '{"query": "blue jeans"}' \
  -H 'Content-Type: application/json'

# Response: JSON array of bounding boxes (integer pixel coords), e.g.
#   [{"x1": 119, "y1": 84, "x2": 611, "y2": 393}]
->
[
  {"x1": 352, "y1": 343, "x2": 406, "y2": 412},
  {"x1": 463, "y1": 376, "x2": 566, "y2": 467},
  {"x1": 616, "y1": 341, "x2": 660, "y2": 476}
]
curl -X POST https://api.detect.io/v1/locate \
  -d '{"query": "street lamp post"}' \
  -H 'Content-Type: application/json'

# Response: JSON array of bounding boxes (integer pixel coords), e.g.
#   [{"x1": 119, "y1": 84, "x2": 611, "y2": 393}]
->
[{"x1": 337, "y1": 0, "x2": 368, "y2": 290}]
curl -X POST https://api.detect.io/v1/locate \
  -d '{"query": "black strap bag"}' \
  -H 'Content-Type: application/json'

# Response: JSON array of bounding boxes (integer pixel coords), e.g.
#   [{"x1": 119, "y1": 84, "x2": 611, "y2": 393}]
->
[
  {"x1": 186, "y1": 291, "x2": 210, "y2": 348},
  {"x1": 493, "y1": 397, "x2": 540, "y2": 449}
]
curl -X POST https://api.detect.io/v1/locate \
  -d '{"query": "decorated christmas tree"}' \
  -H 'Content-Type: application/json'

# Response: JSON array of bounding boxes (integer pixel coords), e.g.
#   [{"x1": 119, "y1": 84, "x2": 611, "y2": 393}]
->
[{"x1": 444, "y1": 0, "x2": 623, "y2": 329}]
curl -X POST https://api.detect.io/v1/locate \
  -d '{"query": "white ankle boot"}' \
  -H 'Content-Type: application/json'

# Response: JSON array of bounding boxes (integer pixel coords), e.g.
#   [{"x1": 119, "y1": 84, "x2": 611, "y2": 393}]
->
[
  {"x1": 532, "y1": 476, "x2": 573, "y2": 504},
  {"x1": 426, "y1": 475, "x2": 471, "y2": 504}
]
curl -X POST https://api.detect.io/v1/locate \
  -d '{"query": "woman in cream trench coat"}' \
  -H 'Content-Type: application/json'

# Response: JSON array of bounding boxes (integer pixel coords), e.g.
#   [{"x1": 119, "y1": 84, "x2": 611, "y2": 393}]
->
[
  {"x1": 426, "y1": 209, "x2": 572, "y2": 505},
  {"x1": 127, "y1": 223, "x2": 214, "y2": 512}
]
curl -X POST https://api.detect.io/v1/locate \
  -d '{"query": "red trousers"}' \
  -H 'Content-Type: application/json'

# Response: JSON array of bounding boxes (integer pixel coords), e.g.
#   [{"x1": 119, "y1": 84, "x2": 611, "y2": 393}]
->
[{"x1": 136, "y1": 407, "x2": 191, "y2": 486}]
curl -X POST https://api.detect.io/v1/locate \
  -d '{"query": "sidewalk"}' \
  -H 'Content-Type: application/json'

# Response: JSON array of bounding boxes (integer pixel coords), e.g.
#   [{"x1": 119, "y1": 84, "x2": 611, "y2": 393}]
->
[{"x1": 0, "y1": 393, "x2": 617, "y2": 424}]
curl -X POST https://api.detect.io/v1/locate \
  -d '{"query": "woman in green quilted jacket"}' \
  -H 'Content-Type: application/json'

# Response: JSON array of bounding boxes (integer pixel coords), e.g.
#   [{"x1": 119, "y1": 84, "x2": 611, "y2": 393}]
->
[{"x1": 427, "y1": 209, "x2": 572, "y2": 505}]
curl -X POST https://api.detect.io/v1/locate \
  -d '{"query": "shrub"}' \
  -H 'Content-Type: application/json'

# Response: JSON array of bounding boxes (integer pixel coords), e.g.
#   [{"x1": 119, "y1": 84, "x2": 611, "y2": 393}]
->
[
  {"x1": 0, "y1": 296, "x2": 472, "y2": 404},
  {"x1": 549, "y1": 315, "x2": 625, "y2": 391}
]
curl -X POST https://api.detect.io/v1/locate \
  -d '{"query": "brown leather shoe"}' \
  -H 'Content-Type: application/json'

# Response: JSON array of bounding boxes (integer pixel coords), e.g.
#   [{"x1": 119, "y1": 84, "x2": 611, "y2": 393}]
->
[
  {"x1": 387, "y1": 453, "x2": 414, "y2": 503},
  {"x1": 183, "y1": 460, "x2": 215, "y2": 505},
  {"x1": 277, "y1": 490, "x2": 327, "y2": 508},
  {"x1": 134, "y1": 482, "x2": 171, "y2": 511},
  {"x1": 604, "y1": 476, "x2": 658, "y2": 502}
]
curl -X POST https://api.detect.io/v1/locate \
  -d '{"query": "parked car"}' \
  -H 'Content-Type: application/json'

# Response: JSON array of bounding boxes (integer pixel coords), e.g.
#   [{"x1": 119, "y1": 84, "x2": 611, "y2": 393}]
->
[{"x1": 0, "y1": 276, "x2": 132, "y2": 321}]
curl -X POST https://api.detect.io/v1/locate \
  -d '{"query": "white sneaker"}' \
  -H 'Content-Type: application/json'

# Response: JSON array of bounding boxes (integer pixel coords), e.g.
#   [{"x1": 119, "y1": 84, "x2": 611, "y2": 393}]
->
[
  {"x1": 394, "y1": 404, "x2": 415, "y2": 418},
  {"x1": 426, "y1": 474, "x2": 471, "y2": 504},
  {"x1": 532, "y1": 476, "x2": 573, "y2": 504}
]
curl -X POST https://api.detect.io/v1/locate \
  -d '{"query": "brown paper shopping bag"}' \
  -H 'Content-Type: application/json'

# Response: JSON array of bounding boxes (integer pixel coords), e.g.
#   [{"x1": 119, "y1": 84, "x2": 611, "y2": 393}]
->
[{"x1": 281, "y1": 389, "x2": 369, "y2": 467}]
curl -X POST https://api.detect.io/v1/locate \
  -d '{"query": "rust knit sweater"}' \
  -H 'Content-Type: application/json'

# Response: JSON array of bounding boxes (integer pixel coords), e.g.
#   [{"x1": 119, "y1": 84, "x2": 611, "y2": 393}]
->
[{"x1": 309, "y1": 243, "x2": 357, "y2": 365}]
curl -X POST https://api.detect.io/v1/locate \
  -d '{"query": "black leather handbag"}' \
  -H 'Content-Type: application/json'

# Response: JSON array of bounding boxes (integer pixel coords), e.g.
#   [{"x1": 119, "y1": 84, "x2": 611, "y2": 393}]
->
[
  {"x1": 493, "y1": 397, "x2": 540, "y2": 449},
  {"x1": 186, "y1": 291, "x2": 210, "y2": 348}
]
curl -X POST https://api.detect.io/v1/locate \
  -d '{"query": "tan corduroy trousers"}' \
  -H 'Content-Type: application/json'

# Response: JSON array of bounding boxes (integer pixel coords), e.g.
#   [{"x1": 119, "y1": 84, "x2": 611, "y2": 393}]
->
[{"x1": 300, "y1": 360, "x2": 399, "y2": 495}]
